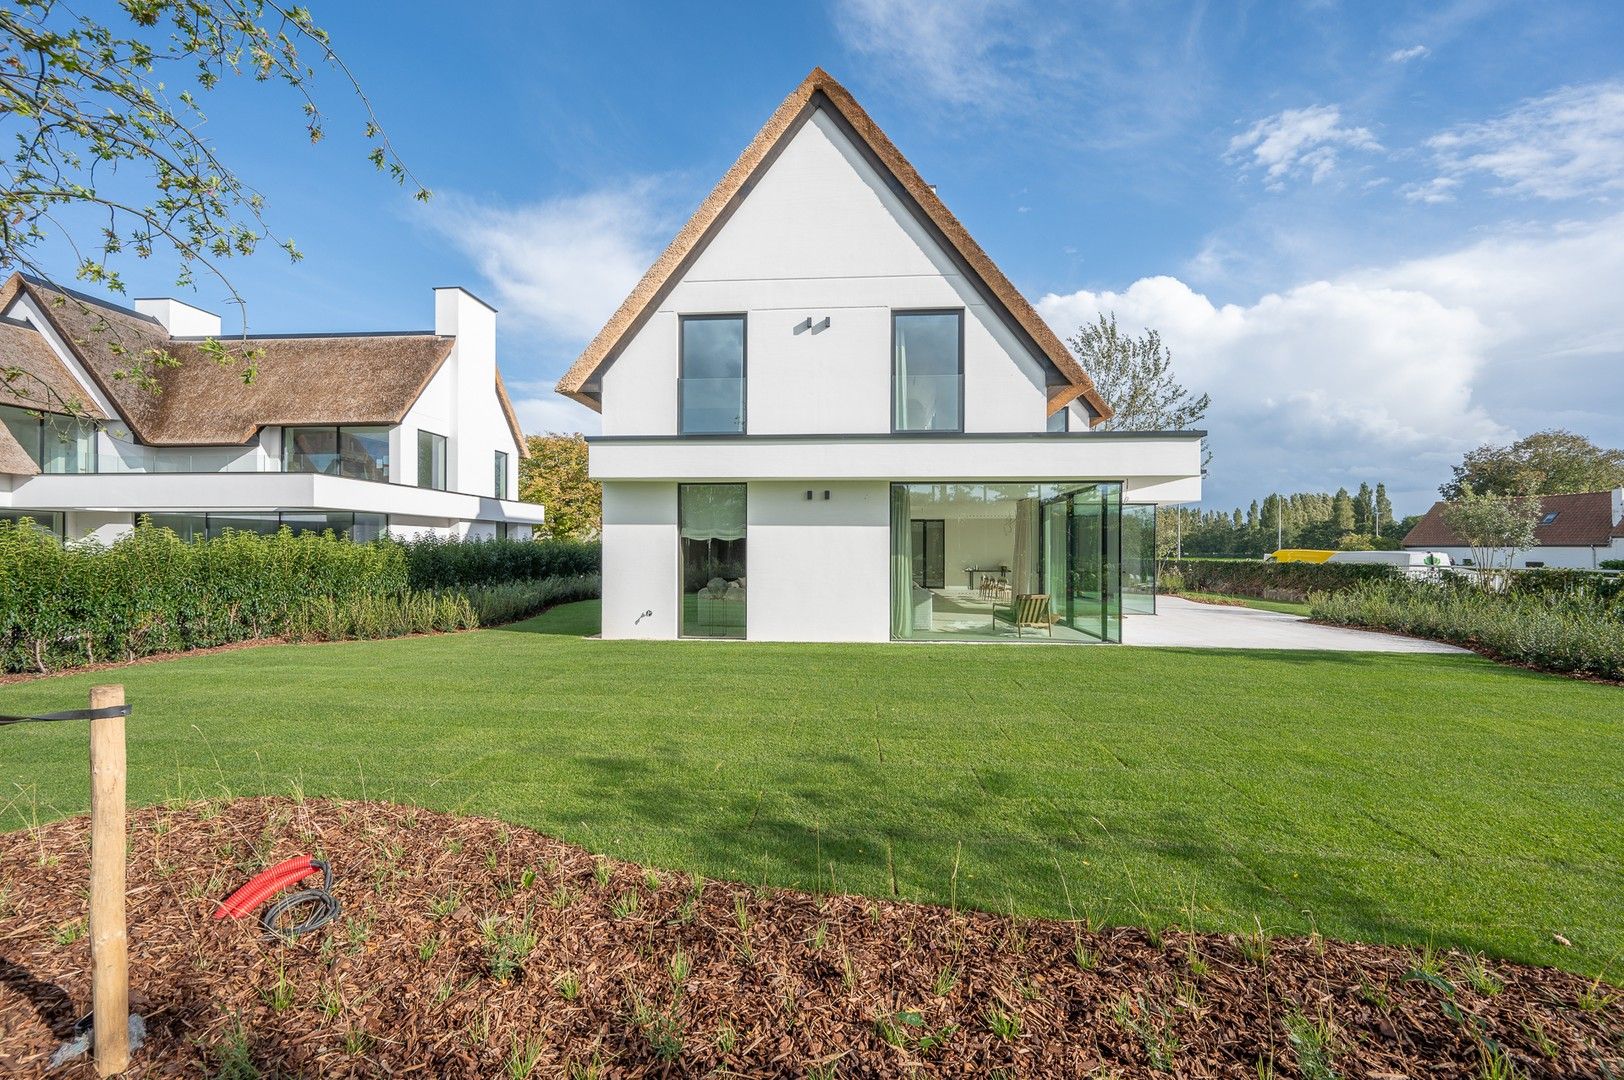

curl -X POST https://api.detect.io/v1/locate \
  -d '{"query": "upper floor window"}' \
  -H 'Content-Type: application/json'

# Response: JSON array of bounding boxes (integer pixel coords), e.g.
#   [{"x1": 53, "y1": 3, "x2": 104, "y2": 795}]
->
[
  {"x1": 494, "y1": 450, "x2": 509, "y2": 499},
  {"x1": 1047, "y1": 406, "x2": 1069, "y2": 433},
  {"x1": 679, "y1": 314, "x2": 746, "y2": 434},
  {"x1": 893, "y1": 310, "x2": 962, "y2": 432},
  {"x1": 0, "y1": 404, "x2": 96, "y2": 473},
  {"x1": 282, "y1": 425, "x2": 390, "y2": 481},
  {"x1": 417, "y1": 429, "x2": 447, "y2": 490}
]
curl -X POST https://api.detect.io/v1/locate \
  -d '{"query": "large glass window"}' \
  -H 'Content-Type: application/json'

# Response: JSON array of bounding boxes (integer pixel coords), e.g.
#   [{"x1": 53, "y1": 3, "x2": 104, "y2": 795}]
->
[
  {"x1": 282, "y1": 425, "x2": 390, "y2": 480},
  {"x1": 1121, "y1": 503, "x2": 1157, "y2": 614},
  {"x1": 679, "y1": 483, "x2": 746, "y2": 638},
  {"x1": 144, "y1": 511, "x2": 388, "y2": 542},
  {"x1": 1, "y1": 404, "x2": 96, "y2": 473},
  {"x1": 0, "y1": 509, "x2": 63, "y2": 536},
  {"x1": 679, "y1": 315, "x2": 746, "y2": 434},
  {"x1": 889, "y1": 482, "x2": 1122, "y2": 642},
  {"x1": 417, "y1": 430, "x2": 447, "y2": 490},
  {"x1": 892, "y1": 311, "x2": 962, "y2": 432},
  {"x1": 494, "y1": 450, "x2": 509, "y2": 499}
]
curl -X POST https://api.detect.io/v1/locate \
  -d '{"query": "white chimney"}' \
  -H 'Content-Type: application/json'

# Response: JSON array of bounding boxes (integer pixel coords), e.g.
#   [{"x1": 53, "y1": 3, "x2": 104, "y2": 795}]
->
[
  {"x1": 1612, "y1": 486, "x2": 1623, "y2": 528},
  {"x1": 133, "y1": 297, "x2": 222, "y2": 338},
  {"x1": 434, "y1": 286, "x2": 499, "y2": 495}
]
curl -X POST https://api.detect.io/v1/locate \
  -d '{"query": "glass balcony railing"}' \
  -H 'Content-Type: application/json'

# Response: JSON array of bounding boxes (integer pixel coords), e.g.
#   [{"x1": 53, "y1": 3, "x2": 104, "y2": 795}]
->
[
  {"x1": 893, "y1": 373, "x2": 963, "y2": 432},
  {"x1": 679, "y1": 377, "x2": 746, "y2": 434}
]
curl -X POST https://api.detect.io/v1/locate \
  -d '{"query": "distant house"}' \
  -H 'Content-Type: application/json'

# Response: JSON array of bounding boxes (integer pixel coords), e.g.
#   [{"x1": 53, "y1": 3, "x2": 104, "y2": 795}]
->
[
  {"x1": 0, "y1": 273, "x2": 544, "y2": 542},
  {"x1": 1402, "y1": 488, "x2": 1624, "y2": 569}
]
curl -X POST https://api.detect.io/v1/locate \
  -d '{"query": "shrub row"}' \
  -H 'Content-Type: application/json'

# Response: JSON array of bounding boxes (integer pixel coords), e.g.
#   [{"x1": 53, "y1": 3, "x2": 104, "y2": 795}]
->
[
  {"x1": 1312, "y1": 580, "x2": 1624, "y2": 681},
  {"x1": 461, "y1": 575, "x2": 601, "y2": 626},
  {"x1": 0, "y1": 523, "x2": 408, "y2": 673},
  {"x1": 1164, "y1": 558, "x2": 1397, "y2": 601},
  {"x1": 403, "y1": 536, "x2": 600, "y2": 589},
  {"x1": 288, "y1": 591, "x2": 478, "y2": 643},
  {"x1": 1495, "y1": 567, "x2": 1624, "y2": 612}
]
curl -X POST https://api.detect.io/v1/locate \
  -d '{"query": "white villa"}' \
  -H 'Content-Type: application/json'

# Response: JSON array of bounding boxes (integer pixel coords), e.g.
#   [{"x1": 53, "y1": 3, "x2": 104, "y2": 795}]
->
[
  {"x1": 558, "y1": 69, "x2": 1204, "y2": 643},
  {"x1": 0, "y1": 273, "x2": 544, "y2": 542}
]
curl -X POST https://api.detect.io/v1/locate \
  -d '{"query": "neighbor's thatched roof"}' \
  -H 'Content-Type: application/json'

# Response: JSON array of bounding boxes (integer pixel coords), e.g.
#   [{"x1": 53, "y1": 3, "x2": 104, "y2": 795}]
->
[
  {"x1": 554, "y1": 67, "x2": 1112, "y2": 424},
  {"x1": 1, "y1": 274, "x2": 528, "y2": 455},
  {"x1": 0, "y1": 314, "x2": 107, "y2": 419},
  {"x1": 0, "y1": 419, "x2": 38, "y2": 475}
]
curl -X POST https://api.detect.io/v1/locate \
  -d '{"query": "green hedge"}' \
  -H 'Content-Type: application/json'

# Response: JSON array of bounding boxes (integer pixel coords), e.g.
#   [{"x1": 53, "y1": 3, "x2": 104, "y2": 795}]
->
[
  {"x1": 0, "y1": 522, "x2": 408, "y2": 673},
  {"x1": 1165, "y1": 558, "x2": 1397, "y2": 601},
  {"x1": 288, "y1": 590, "x2": 478, "y2": 642},
  {"x1": 460, "y1": 575, "x2": 601, "y2": 626},
  {"x1": 1498, "y1": 568, "x2": 1624, "y2": 611},
  {"x1": 1312, "y1": 580, "x2": 1624, "y2": 681},
  {"x1": 403, "y1": 536, "x2": 600, "y2": 589}
]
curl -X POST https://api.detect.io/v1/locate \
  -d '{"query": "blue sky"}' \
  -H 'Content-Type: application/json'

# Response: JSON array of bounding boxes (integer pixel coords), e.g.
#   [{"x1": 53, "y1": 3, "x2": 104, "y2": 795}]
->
[{"x1": 56, "y1": 0, "x2": 1624, "y2": 515}]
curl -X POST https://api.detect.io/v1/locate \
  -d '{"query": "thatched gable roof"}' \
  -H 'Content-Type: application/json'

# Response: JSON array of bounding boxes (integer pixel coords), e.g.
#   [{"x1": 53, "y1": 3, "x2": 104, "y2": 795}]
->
[
  {"x1": 0, "y1": 419, "x2": 39, "y2": 476},
  {"x1": 554, "y1": 67, "x2": 1112, "y2": 424},
  {"x1": 0, "y1": 307, "x2": 108, "y2": 419},
  {"x1": 2, "y1": 274, "x2": 528, "y2": 456}
]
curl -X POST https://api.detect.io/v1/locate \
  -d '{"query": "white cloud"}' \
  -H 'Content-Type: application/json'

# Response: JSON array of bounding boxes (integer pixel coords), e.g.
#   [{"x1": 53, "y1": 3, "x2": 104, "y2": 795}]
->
[
  {"x1": 508, "y1": 384, "x2": 601, "y2": 438},
  {"x1": 831, "y1": 0, "x2": 1023, "y2": 107},
  {"x1": 1387, "y1": 44, "x2": 1430, "y2": 63},
  {"x1": 1423, "y1": 80, "x2": 1624, "y2": 200},
  {"x1": 1226, "y1": 105, "x2": 1381, "y2": 189},
  {"x1": 427, "y1": 180, "x2": 674, "y2": 342},
  {"x1": 1401, "y1": 176, "x2": 1460, "y2": 204},
  {"x1": 1037, "y1": 215, "x2": 1624, "y2": 512}
]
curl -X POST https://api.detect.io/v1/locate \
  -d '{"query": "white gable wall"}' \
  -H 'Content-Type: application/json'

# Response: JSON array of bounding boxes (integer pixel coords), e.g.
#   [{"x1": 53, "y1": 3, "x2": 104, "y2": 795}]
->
[{"x1": 599, "y1": 106, "x2": 1053, "y2": 436}]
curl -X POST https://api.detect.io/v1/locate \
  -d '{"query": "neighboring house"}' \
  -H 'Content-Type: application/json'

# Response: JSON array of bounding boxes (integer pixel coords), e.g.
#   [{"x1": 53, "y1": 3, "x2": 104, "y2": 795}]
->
[
  {"x1": 0, "y1": 273, "x2": 544, "y2": 542},
  {"x1": 1402, "y1": 489, "x2": 1624, "y2": 569},
  {"x1": 556, "y1": 68, "x2": 1203, "y2": 643}
]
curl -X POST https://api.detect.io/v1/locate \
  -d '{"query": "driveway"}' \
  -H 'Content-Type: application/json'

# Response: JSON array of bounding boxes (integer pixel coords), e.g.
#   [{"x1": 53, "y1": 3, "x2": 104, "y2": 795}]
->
[{"x1": 1123, "y1": 596, "x2": 1469, "y2": 653}]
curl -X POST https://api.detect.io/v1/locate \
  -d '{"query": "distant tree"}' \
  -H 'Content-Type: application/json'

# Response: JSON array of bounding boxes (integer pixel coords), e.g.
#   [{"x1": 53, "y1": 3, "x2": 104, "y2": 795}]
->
[
  {"x1": 1331, "y1": 488, "x2": 1355, "y2": 532},
  {"x1": 520, "y1": 433, "x2": 601, "y2": 541},
  {"x1": 1375, "y1": 483, "x2": 1393, "y2": 536},
  {"x1": 1353, "y1": 482, "x2": 1373, "y2": 532},
  {"x1": 1336, "y1": 533, "x2": 1374, "y2": 551},
  {"x1": 1065, "y1": 314, "x2": 1211, "y2": 447},
  {"x1": 1441, "y1": 429, "x2": 1624, "y2": 498},
  {"x1": 0, "y1": 0, "x2": 426, "y2": 404},
  {"x1": 1440, "y1": 491, "x2": 1542, "y2": 584}
]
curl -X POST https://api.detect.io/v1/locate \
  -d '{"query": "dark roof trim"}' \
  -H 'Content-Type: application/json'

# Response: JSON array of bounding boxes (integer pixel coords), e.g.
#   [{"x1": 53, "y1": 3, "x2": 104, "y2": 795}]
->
[
  {"x1": 169, "y1": 330, "x2": 442, "y2": 341},
  {"x1": 587, "y1": 430, "x2": 1206, "y2": 444}
]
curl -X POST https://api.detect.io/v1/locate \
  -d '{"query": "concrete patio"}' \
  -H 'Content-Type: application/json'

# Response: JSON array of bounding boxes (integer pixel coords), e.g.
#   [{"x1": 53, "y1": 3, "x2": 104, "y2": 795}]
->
[{"x1": 1123, "y1": 596, "x2": 1469, "y2": 653}]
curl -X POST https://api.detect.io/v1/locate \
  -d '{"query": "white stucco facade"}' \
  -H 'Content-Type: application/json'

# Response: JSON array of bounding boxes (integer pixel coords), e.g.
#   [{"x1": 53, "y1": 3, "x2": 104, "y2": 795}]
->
[{"x1": 572, "y1": 79, "x2": 1203, "y2": 643}]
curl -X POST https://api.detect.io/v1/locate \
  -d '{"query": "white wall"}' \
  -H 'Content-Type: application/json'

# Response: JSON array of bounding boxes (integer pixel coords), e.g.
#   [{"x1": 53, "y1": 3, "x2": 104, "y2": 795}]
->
[
  {"x1": 746, "y1": 481, "x2": 890, "y2": 642},
  {"x1": 601, "y1": 482, "x2": 679, "y2": 639},
  {"x1": 1424, "y1": 544, "x2": 1620, "y2": 570},
  {"x1": 599, "y1": 106, "x2": 1053, "y2": 437}
]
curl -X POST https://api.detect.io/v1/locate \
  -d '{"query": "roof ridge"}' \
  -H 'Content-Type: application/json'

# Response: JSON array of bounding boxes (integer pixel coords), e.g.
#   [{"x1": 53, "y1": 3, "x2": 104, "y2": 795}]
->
[{"x1": 553, "y1": 67, "x2": 1111, "y2": 424}]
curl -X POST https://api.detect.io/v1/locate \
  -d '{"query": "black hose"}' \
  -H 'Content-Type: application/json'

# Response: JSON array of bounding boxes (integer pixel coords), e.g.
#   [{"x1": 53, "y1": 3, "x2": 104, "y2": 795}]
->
[{"x1": 259, "y1": 859, "x2": 340, "y2": 941}]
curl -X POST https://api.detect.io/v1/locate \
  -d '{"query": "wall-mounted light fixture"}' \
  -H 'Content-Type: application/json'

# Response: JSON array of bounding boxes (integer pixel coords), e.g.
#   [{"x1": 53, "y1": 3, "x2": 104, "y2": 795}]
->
[
  {"x1": 804, "y1": 489, "x2": 814, "y2": 500},
  {"x1": 823, "y1": 490, "x2": 831, "y2": 500}
]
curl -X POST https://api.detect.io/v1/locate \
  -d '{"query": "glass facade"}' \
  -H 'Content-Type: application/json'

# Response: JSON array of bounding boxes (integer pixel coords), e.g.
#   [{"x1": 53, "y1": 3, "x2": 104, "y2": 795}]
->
[
  {"x1": 143, "y1": 511, "x2": 387, "y2": 542},
  {"x1": 417, "y1": 430, "x2": 447, "y2": 490},
  {"x1": 281, "y1": 425, "x2": 390, "y2": 480},
  {"x1": 0, "y1": 509, "x2": 63, "y2": 536},
  {"x1": 889, "y1": 482, "x2": 1124, "y2": 642},
  {"x1": 679, "y1": 483, "x2": 746, "y2": 638},
  {"x1": 0, "y1": 404, "x2": 97, "y2": 473},
  {"x1": 893, "y1": 311, "x2": 962, "y2": 432},
  {"x1": 1121, "y1": 503, "x2": 1158, "y2": 615},
  {"x1": 679, "y1": 315, "x2": 746, "y2": 434}
]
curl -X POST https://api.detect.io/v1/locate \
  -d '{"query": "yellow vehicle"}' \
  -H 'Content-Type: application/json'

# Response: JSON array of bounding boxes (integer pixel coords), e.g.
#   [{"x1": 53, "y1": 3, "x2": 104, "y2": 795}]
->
[{"x1": 1266, "y1": 548, "x2": 1336, "y2": 564}]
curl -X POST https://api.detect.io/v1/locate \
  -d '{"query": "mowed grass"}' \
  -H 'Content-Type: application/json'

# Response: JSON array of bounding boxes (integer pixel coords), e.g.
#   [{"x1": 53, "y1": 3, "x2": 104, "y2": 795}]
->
[
  {"x1": 1179, "y1": 591, "x2": 1316, "y2": 617},
  {"x1": 2, "y1": 600, "x2": 1620, "y2": 977}
]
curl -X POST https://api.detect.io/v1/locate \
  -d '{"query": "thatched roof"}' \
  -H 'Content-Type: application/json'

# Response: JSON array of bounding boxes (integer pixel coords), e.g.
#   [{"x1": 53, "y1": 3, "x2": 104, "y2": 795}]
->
[
  {"x1": 0, "y1": 419, "x2": 39, "y2": 475},
  {"x1": 0, "y1": 314, "x2": 107, "y2": 419},
  {"x1": 1, "y1": 274, "x2": 528, "y2": 456},
  {"x1": 555, "y1": 67, "x2": 1112, "y2": 425}
]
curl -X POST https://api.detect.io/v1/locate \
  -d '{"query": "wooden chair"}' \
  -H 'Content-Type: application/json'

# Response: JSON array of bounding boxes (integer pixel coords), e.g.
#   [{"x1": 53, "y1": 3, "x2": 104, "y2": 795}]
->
[{"x1": 1013, "y1": 593, "x2": 1052, "y2": 637}]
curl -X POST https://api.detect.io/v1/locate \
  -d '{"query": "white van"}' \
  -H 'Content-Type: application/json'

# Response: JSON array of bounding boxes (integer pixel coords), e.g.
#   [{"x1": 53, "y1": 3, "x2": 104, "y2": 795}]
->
[{"x1": 1325, "y1": 550, "x2": 1452, "y2": 575}]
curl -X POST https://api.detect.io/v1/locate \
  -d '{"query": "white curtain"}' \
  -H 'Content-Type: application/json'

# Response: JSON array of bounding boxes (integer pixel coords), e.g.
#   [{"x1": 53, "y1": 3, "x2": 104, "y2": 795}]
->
[
  {"x1": 679, "y1": 484, "x2": 747, "y2": 541},
  {"x1": 1011, "y1": 498, "x2": 1039, "y2": 595}
]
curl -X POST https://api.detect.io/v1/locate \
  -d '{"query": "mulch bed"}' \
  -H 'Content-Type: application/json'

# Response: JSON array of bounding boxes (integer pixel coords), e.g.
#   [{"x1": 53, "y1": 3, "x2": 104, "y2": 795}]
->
[{"x1": 2, "y1": 799, "x2": 1619, "y2": 1077}]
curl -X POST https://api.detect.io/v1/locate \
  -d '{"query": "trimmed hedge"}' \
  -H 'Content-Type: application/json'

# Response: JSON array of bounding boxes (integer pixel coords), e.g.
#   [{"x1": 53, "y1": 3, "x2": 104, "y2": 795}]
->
[
  {"x1": 1165, "y1": 558, "x2": 1397, "y2": 601},
  {"x1": 288, "y1": 590, "x2": 478, "y2": 643},
  {"x1": 403, "y1": 536, "x2": 600, "y2": 589},
  {"x1": 461, "y1": 575, "x2": 601, "y2": 626},
  {"x1": 0, "y1": 522, "x2": 408, "y2": 673},
  {"x1": 1313, "y1": 579, "x2": 1624, "y2": 681},
  {"x1": 1499, "y1": 568, "x2": 1624, "y2": 611}
]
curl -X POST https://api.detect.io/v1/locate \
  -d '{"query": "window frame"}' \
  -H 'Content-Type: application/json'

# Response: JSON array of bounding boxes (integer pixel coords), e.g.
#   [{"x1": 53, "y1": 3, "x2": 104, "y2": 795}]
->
[
  {"x1": 494, "y1": 450, "x2": 509, "y2": 499},
  {"x1": 890, "y1": 308, "x2": 965, "y2": 435},
  {"x1": 280, "y1": 424, "x2": 391, "y2": 481},
  {"x1": 677, "y1": 313, "x2": 748, "y2": 435},
  {"x1": 416, "y1": 429, "x2": 447, "y2": 491}
]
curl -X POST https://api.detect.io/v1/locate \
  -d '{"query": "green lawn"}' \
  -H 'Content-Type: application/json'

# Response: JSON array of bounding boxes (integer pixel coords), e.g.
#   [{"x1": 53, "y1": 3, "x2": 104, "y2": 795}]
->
[
  {"x1": 3, "y1": 600, "x2": 1620, "y2": 977},
  {"x1": 1179, "y1": 591, "x2": 1316, "y2": 617}
]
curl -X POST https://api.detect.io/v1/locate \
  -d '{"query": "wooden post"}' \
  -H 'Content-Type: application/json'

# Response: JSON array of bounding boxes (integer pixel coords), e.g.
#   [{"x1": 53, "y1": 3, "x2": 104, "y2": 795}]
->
[{"x1": 88, "y1": 684, "x2": 129, "y2": 1076}]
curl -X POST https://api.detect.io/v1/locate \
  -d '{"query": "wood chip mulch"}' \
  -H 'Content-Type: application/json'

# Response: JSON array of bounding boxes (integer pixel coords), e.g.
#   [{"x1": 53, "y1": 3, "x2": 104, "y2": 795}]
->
[{"x1": 2, "y1": 797, "x2": 1619, "y2": 1077}]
